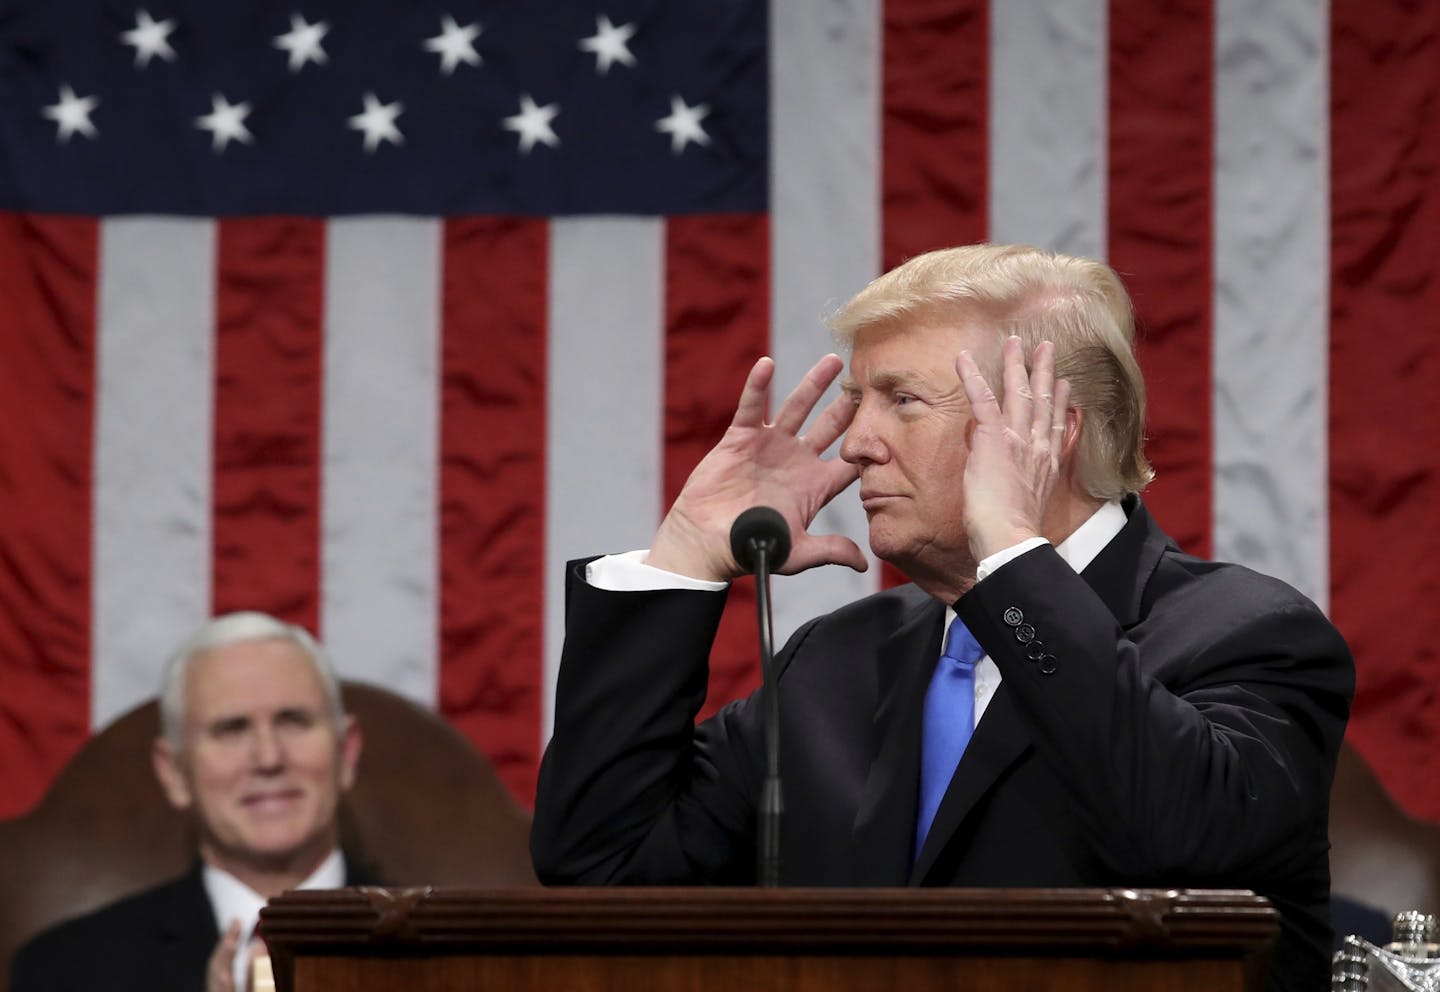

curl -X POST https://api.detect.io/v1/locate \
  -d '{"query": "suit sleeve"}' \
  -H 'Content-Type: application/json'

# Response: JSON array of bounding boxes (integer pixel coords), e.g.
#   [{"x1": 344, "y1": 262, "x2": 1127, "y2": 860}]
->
[
  {"x1": 958, "y1": 544, "x2": 1353, "y2": 881},
  {"x1": 530, "y1": 558, "x2": 768, "y2": 885}
]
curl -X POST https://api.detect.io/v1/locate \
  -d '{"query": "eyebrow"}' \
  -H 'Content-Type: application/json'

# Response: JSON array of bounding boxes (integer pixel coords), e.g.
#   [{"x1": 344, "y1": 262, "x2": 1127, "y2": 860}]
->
[
  {"x1": 840, "y1": 369, "x2": 925, "y2": 396},
  {"x1": 206, "y1": 714, "x2": 251, "y2": 735},
  {"x1": 202, "y1": 705, "x2": 324, "y2": 733}
]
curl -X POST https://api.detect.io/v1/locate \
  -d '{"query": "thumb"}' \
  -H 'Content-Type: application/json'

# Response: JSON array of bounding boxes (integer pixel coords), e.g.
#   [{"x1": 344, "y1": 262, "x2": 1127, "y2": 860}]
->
[{"x1": 785, "y1": 534, "x2": 869, "y2": 575}]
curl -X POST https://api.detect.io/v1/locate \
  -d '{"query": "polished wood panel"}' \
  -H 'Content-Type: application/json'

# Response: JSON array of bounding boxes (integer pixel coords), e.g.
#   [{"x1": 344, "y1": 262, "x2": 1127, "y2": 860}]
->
[{"x1": 261, "y1": 887, "x2": 1277, "y2": 992}]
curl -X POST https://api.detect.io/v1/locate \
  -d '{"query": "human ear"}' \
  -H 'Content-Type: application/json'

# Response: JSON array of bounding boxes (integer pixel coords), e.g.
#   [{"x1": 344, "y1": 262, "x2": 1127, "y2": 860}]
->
[
  {"x1": 151, "y1": 736, "x2": 194, "y2": 812},
  {"x1": 337, "y1": 714, "x2": 363, "y2": 793},
  {"x1": 1061, "y1": 407, "x2": 1083, "y2": 461}
]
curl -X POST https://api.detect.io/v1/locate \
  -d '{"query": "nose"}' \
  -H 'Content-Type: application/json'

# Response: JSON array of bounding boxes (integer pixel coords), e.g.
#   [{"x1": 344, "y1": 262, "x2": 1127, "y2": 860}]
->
[
  {"x1": 250, "y1": 724, "x2": 285, "y2": 773},
  {"x1": 840, "y1": 398, "x2": 886, "y2": 467}
]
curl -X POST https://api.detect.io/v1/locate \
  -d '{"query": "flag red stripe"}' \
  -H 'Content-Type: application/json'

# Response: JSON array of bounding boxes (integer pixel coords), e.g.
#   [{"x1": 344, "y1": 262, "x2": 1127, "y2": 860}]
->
[
  {"x1": 1107, "y1": 0, "x2": 1214, "y2": 556},
  {"x1": 879, "y1": 0, "x2": 989, "y2": 590},
  {"x1": 438, "y1": 217, "x2": 548, "y2": 806},
  {"x1": 881, "y1": 0, "x2": 989, "y2": 270},
  {"x1": 0, "y1": 213, "x2": 97, "y2": 818},
  {"x1": 211, "y1": 219, "x2": 325, "y2": 632},
  {"x1": 1329, "y1": 0, "x2": 1440, "y2": 820},
  {"x1": 663, "y1": 214, "x2": 772, "y2": 716}
]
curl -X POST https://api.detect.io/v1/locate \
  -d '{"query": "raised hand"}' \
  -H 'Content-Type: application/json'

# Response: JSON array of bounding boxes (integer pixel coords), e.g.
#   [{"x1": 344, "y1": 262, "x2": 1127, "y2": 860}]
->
[
  {"x1": 956, "y1": 336, "x2": 1071, "y2": 562},
  {"x1": 206, "y1": 920, "x2": 242, "y2": 992},
  {"x1": 646, "y1": 354, "x2": 866, "y2": 582}
]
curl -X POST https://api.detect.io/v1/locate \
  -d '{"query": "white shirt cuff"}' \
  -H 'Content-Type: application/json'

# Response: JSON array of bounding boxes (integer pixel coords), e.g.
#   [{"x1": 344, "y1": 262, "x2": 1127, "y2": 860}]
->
[
  {"x1": 975, "y1": 537, "x2": 1050, "y2": 581},
  {"x1": 586, "y1": 550, "x2": 730, "y2": 592}
]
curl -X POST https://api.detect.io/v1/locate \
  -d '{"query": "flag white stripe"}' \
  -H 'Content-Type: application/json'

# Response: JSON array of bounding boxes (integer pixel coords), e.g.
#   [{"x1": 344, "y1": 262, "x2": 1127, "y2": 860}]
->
[
  {"x1": 322, "y1": 217, "x2": 442, "y2": 702},
  {"x1": 92, "y1": 217, "x2": 215, "y2": 728},
  {"x1": 1211, "y1": 0, "x2": 1329, "y2": 608},
  {"x1": 769, "y1": 0, "x2": 883, "y2": 642},
  {"x1": 989, "y1": 0, "x2": 1108, "y2": 260},
  {"x1": 544, "y1": 217, "x2": 666, "y2": 735}
]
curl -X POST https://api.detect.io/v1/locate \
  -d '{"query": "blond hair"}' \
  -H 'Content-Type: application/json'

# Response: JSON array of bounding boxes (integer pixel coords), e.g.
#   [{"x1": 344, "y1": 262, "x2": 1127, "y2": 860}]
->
[{"x1": 827, "y1": 243, "x2": 1153, "y2": 500}]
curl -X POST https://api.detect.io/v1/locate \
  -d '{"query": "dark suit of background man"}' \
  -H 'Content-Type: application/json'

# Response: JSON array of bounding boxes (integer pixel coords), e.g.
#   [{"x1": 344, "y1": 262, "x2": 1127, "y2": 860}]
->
[
  {"x1": 12, "y1": 612, "x2": 370, "y2": 992},
  {"x1": 531, "y1": 244, "x2": 1354, "y2": 992}
]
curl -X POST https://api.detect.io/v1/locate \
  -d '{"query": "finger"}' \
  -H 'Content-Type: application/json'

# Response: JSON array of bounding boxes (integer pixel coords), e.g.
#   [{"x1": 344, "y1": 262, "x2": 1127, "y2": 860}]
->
[
  {"x1": 1029, "y1": 340, "x2": 1056, "y2": 443},
  {"x1": 956, "y1": 350, "x2": 1000, "y2": 424},
  {"x1": 787, "y1": 533, "x2": 870, "y2": 575},
  {"x1": 802, "y1": 391, "x2": 857, "y2": 453},
  {"x1": 1001, "y1": 335, "x2": 1032, "y2": 434},
  {"x1": 208, "y1": 921, "x2": 242, "y2": 992},
  {"x1": 773, "y1": 354, "x2": 845, "y2": 435},
  {"x1": 729, "y1": 356, "x2": 776, "y2": 429}
]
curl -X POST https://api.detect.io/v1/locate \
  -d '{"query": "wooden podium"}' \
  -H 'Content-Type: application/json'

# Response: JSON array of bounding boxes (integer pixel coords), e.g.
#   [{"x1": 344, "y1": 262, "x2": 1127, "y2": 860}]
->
[{"x1": 260, "y1": 887, "x2": 1278, "y2": 991}]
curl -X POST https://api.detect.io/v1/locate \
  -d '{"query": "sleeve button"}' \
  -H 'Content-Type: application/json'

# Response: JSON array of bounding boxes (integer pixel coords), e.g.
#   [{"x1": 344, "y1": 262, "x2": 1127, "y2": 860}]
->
[{"x1": 1002, "y1": 607, "x2": 1024, "y2": 627}]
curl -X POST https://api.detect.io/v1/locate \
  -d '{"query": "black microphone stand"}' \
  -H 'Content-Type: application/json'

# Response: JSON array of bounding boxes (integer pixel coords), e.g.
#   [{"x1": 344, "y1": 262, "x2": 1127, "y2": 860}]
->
[
  {"x1": 753, "y1": 540, "x2": 783, "y2": 889},
  {"x1": 730, "y1": 505, "x2": 790, "y2": 888}
]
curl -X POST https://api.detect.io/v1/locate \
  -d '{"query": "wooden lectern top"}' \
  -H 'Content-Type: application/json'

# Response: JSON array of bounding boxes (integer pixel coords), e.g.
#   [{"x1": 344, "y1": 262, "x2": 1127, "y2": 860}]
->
[{"x1": 261, "y1": 887, "x2": 1278, "y2": 992}]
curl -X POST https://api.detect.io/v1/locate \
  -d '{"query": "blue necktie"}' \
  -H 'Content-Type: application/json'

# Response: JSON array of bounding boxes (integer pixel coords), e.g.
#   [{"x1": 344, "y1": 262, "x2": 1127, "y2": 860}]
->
[{"x1": 915, "y1": 616, "x2": 984, "y2": 854}]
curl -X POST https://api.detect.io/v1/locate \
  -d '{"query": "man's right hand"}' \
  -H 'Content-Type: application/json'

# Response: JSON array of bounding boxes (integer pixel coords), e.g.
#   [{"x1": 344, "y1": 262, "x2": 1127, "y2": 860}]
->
[
  {"x1": 646, "y1": 354, "x2": 867, "y2": 582},
  {"x1": 206, "y1": 920, "x2": 242, "y2": 992}
]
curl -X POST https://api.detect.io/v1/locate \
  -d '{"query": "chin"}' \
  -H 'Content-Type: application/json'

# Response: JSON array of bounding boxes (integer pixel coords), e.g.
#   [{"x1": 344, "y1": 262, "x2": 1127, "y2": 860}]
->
[{"x1": 866, "y1": 526, "x2": 911, "y2": 567}]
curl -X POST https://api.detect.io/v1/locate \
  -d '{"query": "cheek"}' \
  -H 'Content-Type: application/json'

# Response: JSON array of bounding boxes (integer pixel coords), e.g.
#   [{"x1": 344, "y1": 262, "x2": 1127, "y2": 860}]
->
[
  {"x1": 189, "y1": 749, "x2": 247, "y2": 795},
  {"x1": 291, "y1": 736, "x2": 344, "y2": 784}
]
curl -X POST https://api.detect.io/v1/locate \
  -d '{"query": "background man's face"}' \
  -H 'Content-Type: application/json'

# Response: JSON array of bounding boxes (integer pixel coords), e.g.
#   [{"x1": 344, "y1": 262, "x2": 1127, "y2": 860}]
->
[{"x1": 155, "y1": 638, "x2": 359, "y2": 878}]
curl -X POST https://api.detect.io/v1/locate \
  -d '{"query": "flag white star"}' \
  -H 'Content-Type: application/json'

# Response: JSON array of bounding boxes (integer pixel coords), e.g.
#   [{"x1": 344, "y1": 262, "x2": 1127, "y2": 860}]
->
[
  {"x1": 195, "y1": 93, "x2": 253, "y2": 152},
  {"x1": 41, "y1": 84, "x2": 99, "y2": 143},
  {"x1": 348, "y1": 92, "x2": 404, "y2": 153},
  {"x1": 423, "y1": 14, "x2": 482, "y2": 76},
  {"x1": 578, "y1": 14, "x2": 636, "y2": 75},
  {"x1": 120, "y1": 9, "x2": 178, "y2": 69},
  {"x1": 655, "y1": 95, "x2": 710, "y2": 154},
  {"x1": 273, "y1": 13, "x2": 329, "y2": 73},
  {"x1": 502, "y1": 94, "x2": 560, "y2": 154}
]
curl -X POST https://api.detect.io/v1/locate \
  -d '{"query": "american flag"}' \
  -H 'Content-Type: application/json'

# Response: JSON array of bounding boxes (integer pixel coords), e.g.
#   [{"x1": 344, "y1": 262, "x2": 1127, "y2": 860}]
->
[{"x1": 2, "y1": 0, "x2": 1436, "y2": 827}]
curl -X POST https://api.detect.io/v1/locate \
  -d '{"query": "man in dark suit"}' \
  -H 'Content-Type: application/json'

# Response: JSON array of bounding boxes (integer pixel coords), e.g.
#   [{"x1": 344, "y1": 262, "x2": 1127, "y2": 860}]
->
[
  {"x1": 11, "y1": 612, "x2": 368, "y2": 992},
  {"x1": 531, "y1": 244, "x2": 1353, "y2": 992}
]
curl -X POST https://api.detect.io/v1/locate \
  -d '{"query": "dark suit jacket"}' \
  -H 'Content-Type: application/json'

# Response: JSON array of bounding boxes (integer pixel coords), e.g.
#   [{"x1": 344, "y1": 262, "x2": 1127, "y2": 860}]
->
[
  {"x1": 10, "y1": 857, "x2": 376, "y2": 992},
  {"x1": 532, "y1": 497, "x2": 1354, "y2": 992}
]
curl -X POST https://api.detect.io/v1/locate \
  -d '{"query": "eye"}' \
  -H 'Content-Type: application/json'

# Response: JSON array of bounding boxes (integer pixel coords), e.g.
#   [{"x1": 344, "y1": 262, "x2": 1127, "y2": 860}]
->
[
  {"x1": 209, "y1": 717, "x2": 250, "y2": 740},
  {"x1": 894, "y1": 393, "x2": 916, "y2": 407},
  {"x1": 275, "y1": 708, "x2": 319, "y2": 731}
]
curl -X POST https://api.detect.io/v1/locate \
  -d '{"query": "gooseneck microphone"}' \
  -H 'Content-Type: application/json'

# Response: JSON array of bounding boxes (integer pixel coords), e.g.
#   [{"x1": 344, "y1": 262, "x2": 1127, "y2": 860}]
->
[{"x1": 728, "y1": 506, "x2": 791, "y2": 888}]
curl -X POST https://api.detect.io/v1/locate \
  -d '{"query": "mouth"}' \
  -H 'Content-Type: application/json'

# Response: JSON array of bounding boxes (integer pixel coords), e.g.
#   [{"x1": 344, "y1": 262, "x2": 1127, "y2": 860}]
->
[
  {"x1": 241, "y1": 788, "x2": 304, "y2": 814},
  {"x1": 859, "y1": 490, "x2": 902, "y2": 508}
]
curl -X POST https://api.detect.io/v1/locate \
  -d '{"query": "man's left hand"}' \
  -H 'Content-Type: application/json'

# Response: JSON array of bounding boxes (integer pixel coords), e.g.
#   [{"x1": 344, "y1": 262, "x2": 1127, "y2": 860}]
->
[{"x1": 956, "y1": 336, "x2": 1071, "y2": 562}]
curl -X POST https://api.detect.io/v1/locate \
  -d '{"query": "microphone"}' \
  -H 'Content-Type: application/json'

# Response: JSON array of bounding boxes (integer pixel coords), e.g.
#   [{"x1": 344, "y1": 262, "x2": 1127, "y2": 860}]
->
[
  {"x1": 729, "y1": 506, "x2": 792, "y2": 573},
  {"x1": 728, "y1": 506, "x2": 789, "y2": 888}
]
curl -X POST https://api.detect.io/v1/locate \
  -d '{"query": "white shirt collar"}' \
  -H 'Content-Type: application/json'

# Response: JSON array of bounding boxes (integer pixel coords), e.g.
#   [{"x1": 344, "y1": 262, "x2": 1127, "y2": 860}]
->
[
  {"x1": 1051, "y1": 498, "x2": 1128, "y2": 574},
  {"x1": 204, "y1": 848, "x2": 345, "y2": 990}
]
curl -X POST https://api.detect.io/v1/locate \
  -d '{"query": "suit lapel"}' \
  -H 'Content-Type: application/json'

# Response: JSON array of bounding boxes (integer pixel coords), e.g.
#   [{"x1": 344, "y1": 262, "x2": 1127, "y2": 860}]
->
[
  {"x1": 850, "y1": 598, "x2": 944, "y2": 885},
  {"x1": 155, "y1": 867, "x2": 220, "y2": 991},
  {"x1": 1079, "y1": 494, "x2": 1172, "y2": 629},
  {"x1": 909, "y1": 681, "x2": 1031, "y2": 881}
]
